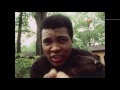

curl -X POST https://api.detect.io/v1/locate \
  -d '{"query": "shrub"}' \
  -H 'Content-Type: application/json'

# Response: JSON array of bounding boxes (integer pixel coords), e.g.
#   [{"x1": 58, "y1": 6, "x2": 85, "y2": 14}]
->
[{"x1": 15, "y1": 54, "x2": 39, "y2": 78}]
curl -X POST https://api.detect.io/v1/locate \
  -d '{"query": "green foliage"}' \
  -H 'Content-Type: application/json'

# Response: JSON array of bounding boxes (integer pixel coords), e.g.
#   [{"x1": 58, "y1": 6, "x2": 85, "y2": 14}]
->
[
  {"x1": 15, "y1": 12, "x2": 31, "y2": 32},
  {"x1": 21, "y1": 42, "x2": 36, "y2": 52},
  {"x1": 47, "y1": 12, "x2": 67, "y2": 16},
  {"x1": 15, "y1": 53, "x2": 39, "y2": 78},
  {"x1": 15, "y1": 12, "x2": 37, "y2": 53},
  {"x1": 72, "y1": 36, "x2": 88, "y2": 50},
  {"x1": 97, "y1": 12, "x2": 105, "y2": 21},
  {"x1": 73, "y1": 12, "x2": 105, "y2": 47}
]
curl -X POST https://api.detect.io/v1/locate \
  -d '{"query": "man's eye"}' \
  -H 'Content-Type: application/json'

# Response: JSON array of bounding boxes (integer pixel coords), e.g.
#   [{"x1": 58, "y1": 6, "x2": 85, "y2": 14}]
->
[
  {"x1": 60, "y1": 38, "x2": 67, "y2": 43},
  {"x1": 43, "y1": 41, "x2": 52, "y2": 45}
]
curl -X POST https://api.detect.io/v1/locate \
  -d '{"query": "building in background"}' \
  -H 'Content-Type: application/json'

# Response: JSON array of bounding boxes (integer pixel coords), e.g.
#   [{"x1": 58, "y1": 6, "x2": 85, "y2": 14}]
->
[{"x1": 89, "y1": 45, "x2": 105, "y2": 65}]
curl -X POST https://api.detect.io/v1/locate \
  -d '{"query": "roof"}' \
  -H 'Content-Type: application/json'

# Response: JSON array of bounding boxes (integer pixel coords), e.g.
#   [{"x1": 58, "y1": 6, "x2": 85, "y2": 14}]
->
[{"x1": 89, "y1": 45, "x2": 105, "y2": 51}]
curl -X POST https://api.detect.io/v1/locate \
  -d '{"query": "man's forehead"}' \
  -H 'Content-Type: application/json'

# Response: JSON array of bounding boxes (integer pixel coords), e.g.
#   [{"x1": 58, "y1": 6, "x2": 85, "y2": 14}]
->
[
  {"x1": 42, "y1": 28, "x2": 68, "y2": 35},
  {"x1": 42, "y1": 29, "x2": 69, "y2": 39}
]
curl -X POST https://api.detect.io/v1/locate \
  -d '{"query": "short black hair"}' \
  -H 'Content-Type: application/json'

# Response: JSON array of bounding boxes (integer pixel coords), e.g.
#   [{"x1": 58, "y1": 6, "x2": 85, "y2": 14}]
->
[{"x1": 40, "y1": 14, "x2": 73, "y2": 39}]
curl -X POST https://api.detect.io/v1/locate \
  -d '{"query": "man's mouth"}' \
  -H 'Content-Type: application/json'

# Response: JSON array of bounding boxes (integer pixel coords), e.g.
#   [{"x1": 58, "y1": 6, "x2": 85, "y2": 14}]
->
[{"x1": 51, "y1": 55, "x2": 63, "y2": 63}]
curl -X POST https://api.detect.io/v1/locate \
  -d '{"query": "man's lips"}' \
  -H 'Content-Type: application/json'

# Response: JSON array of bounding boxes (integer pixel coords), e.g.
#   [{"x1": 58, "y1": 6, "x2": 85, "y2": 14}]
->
[{"x1": 50, "y1": 55, "x2": 63, "y2": 63}]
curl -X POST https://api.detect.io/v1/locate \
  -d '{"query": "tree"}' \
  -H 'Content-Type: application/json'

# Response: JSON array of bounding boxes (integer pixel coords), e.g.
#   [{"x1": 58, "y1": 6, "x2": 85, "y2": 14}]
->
[
  {"x1": 71, "y1": 12, "x2": 105, "y2": 49},
  {"x1": 17, "y1": 12, "x2": 23, "y2": 53},
  {"x1": 16, "y1": 12, "x2": 31, "y2": 54},
  {"x1": 34, "y1": 12, "x2": 47, "y2": 56}
]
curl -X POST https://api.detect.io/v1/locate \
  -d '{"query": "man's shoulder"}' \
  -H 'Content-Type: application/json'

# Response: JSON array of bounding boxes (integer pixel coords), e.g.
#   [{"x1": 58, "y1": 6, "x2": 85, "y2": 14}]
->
[
  {"x1": 31, "y1": 55, "x2": 48, "y2": 67},
  {"x1": 30, "y1": 55, "x2": 48, "y2": 78},
  {"x1": 38, "y1": 55, "x2": 47, "y2": 60},
  {"x1": 71, "y1": 48, "x2": 94, "y2": 56}
]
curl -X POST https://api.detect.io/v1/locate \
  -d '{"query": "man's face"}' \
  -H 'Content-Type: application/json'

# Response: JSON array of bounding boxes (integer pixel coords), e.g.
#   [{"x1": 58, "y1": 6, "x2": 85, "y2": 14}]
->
[{"x1": 42, "y1": 27, "x2": 72, "y2": 67}]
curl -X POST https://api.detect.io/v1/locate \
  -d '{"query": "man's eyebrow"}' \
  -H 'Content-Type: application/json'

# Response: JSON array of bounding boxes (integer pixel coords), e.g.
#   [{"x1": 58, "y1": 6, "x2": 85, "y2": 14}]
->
[
  {"x1": 57, "y1": 36, "x2": 68, "y2": 39},
  {"x1": 43, "y1": 38, "x2": 51, "y2": 41}
]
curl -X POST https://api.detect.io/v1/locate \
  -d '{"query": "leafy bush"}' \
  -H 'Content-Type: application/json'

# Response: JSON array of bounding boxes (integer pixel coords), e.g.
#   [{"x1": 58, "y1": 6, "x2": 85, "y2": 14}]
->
[
  {"x1": 21, "y1": 43, "x2": 36, "y2": 53},
  {"x1": 15, "y1": 54, "x2": 39, "y2": 78}
]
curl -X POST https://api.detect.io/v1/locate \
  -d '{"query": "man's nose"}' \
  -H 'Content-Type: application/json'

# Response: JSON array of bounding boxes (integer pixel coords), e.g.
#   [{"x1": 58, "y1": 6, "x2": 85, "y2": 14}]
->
[{"x1": 50, "y1": 43, "x2": 61, "y2": 52}]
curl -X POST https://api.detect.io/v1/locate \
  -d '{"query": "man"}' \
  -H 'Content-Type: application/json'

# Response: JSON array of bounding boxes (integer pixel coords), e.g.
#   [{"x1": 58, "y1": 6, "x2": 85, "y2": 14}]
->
[{"x1": 30, "y1": 14, "x2": 105, "y2": 78}]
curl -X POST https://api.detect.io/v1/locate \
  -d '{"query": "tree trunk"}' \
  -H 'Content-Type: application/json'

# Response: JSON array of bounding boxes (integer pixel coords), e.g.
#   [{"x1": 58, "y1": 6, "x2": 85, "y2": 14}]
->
[
  {"x1": 17, "y1": 12, "x2": 23, "y2": 53},
  {"x1": 34, "y1": 12, "x2": 47, "y2": 56}
]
